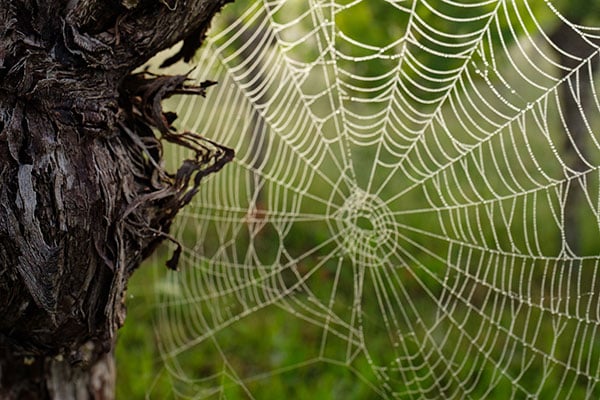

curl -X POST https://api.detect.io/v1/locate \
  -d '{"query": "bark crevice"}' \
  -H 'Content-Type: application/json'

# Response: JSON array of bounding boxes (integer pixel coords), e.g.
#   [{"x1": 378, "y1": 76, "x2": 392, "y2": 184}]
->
[{"x1": 0, "y1": 0, "x2": 233, "y2": 398}]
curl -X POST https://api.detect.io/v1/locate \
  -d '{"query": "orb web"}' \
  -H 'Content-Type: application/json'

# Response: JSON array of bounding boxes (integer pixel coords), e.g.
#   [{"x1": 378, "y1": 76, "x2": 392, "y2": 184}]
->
[{"x1": 152, "y1": 1, "x2": 600, "y2": 398}]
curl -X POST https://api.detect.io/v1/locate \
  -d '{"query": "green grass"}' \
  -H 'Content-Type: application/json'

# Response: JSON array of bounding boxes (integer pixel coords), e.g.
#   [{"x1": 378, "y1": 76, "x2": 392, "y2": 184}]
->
[
  {"x1": 116, "y1": 252, "x2": 172, "y2": 400},
  {"x1": 116, "y1": 252, "x2": 380, "y2": 399}
]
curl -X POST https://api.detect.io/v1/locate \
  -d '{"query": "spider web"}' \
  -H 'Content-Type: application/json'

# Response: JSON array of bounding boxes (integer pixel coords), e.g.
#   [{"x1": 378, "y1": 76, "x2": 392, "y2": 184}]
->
[{"x1": 153, "y1": 1, "x2": 600, "y2": 398}]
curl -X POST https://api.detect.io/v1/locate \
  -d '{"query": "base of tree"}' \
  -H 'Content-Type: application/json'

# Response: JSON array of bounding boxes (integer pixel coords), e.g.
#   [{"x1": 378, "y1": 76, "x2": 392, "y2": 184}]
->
[{"x1": 0, "y1": 346, "x2": 114, "y2": 400}]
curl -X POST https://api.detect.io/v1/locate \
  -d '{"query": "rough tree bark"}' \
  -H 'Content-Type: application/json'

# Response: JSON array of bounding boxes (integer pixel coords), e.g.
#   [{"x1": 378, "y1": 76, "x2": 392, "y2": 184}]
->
[{"x1": 0, "y1": 1, "x2": 233, "y2": 398}]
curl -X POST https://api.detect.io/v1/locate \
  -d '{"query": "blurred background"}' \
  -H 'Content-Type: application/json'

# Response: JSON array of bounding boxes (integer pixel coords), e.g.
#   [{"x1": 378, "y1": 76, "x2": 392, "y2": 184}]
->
[{"x1": 116, "y1": 1, "x2": 600, "y2": 398}]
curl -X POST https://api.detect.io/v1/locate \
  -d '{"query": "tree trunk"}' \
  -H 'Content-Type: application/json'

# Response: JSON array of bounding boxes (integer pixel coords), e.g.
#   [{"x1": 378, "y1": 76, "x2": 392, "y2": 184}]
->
[{"x1": 0, "y1": 1, "x2": 233, "y2": 398}]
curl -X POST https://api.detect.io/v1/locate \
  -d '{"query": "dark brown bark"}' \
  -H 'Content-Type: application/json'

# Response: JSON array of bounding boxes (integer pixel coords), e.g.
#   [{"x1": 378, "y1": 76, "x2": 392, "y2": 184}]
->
[{"x1": 0, "y1": 0, "x2": 233, "y2": 398}]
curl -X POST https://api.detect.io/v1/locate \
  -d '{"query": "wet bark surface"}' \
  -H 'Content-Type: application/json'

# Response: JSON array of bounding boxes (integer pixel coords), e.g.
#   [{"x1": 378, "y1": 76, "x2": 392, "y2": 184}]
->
[{"x1": 0, "y1": 1, "x2": 233, "y2": 398}]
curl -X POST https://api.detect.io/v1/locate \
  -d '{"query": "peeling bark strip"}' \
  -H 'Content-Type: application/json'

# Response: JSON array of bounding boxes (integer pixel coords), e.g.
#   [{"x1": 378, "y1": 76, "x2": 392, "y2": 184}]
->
[{"x1": 0, "y1": 0, "x2": 233, "y2": 398}]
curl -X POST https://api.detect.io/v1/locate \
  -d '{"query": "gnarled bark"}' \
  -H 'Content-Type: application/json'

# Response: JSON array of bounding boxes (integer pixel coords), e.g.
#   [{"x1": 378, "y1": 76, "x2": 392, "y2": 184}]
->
[{"x1": 0, "y1": 1, "x2": 233, "y2": 398}]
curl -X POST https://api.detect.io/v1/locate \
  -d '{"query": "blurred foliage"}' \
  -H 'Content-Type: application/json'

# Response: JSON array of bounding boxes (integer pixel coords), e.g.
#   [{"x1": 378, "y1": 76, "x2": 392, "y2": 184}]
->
[
  {"x1": 116, "y1": 251, "x2": 173, "y2": 399},
  {"x1": 117, "y1": 1, "x2": 600, "y2": 398}
]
